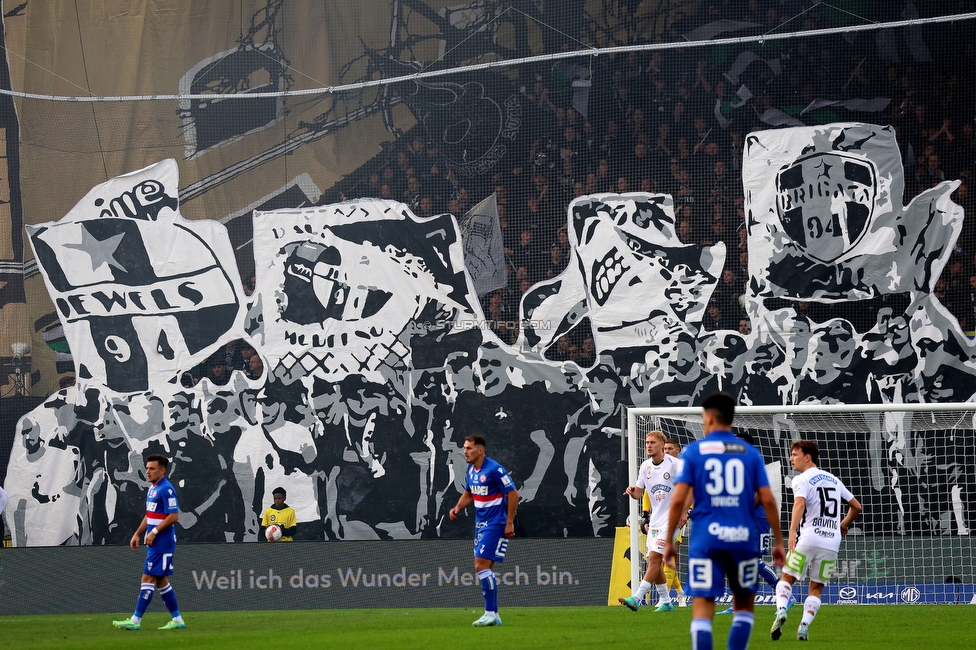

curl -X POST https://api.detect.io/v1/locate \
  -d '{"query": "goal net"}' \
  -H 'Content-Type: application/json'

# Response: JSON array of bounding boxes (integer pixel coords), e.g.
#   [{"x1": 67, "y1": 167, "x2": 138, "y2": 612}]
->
[{"x1": 625, "y1": 403, "x2": 975, "y2": 605}]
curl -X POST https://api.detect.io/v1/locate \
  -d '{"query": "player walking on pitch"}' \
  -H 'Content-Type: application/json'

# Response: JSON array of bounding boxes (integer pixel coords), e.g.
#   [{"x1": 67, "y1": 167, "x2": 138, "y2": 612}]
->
[
  {"x1": 620, "y1": 430, "x2": 682, "y2": 612},
  {"x1": 664, "y1": 393, "x2": 786, "y2": 650},
  {"x1": 449, "y1": 434, "x2": 519, "y2": 627},
  {"x1": 113, "y1": 454, "x2": 186, "y2": 630},
  {"x1": 771, "y1": 440, "x2": 862, "y2": 641}
]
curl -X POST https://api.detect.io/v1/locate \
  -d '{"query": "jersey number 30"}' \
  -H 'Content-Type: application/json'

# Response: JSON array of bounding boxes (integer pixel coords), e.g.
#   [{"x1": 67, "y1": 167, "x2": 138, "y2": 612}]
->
[{"x1": 703, "y1": 458, "x2": 744, "y2": 495}]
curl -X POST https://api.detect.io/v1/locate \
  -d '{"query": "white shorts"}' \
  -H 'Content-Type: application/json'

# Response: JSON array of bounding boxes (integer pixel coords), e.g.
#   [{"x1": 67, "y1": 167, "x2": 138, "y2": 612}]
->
[
  {"x1": 645, "y1": 526, "x2": 679, "y2": 557},
  {"x1": 782, "y1": 545, "x2": 838, "y2": 584}
]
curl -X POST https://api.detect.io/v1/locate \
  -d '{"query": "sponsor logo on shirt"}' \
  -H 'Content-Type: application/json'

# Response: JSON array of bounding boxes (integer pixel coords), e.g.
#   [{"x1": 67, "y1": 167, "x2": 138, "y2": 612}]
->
[
  {"x1": 147, "y1": 502, "x2": 158, "y2": 511},
  {"x1": 167, "y1": 498, "x2": 177, "y2": 508},
  {"x1": 700, "y1": 441, "x2": 726, "y2": 454},
  {"x1": 501, "y1": 474, "x2": 513, "y2": 487},
  {"x1": 707, "y1": 522, "x2": 750, "y2": 542},
  {"x1": 470, "y1": 485, "x2": 490, "y2": 496},
  {"x1": 809, "y1": 474, "x2": 837, "y2": 486}
]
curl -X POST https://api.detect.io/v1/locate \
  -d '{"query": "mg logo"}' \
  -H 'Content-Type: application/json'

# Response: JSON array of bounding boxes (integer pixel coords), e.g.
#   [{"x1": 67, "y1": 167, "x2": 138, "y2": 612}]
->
[
  {"x1": 838, "y1": 586, "x2": 857, "y2": 600},
  {"x1": 775, "y1": 152, "x2": 877, "y2": 263},
  {"x1": 900, "y1": 587, "x2": 921, "y2": 603}
]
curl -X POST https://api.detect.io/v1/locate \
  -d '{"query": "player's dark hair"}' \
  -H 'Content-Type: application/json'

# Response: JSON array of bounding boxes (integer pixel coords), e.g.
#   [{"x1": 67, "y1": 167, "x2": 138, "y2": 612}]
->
[
  {"x1": 272, "y1": 487, "x2": 287, "y2": 497},
  {"x1": 145, "y1": 453, "x2": 169, "y2": 469},
  {"x1": 702, "y1": 392, "x2": 735, "y2": 426},
  {"x1": 465, "y1": 434, "x2": 487, "y2": 448},
  {"x1": 791, "y1": 440, "x2": 820, "y2": 464}
]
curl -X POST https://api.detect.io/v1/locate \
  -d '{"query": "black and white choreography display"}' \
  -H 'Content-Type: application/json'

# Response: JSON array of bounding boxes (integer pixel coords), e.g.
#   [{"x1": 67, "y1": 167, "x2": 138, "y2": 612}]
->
[{"x1": 4, "y1": 124, "x2": 973, "y2": 545}]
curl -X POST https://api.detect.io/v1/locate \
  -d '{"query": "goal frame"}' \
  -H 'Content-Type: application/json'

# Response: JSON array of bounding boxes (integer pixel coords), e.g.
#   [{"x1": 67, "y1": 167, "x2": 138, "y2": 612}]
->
[{"x1": 624, "y1": 402, "x2": 976, "y2": 598}]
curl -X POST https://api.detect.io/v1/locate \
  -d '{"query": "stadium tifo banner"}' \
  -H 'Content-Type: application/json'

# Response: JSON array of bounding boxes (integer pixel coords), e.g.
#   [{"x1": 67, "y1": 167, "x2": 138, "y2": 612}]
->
[
  {"x1": 26, "y1": 160, "x2": 246, "y2": 394},
  {"x1": 4, "y1": 122, "x2": 976, "y2": 548},
  {"x1": 0, "y1": 538, "x2": 613, "y2": 615}
]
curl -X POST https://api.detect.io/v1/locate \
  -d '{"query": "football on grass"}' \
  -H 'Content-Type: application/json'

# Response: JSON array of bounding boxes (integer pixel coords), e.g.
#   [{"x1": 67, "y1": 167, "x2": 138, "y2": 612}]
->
[{"x1": 266, "y1": 524, "x2": 283, "y2": 542}]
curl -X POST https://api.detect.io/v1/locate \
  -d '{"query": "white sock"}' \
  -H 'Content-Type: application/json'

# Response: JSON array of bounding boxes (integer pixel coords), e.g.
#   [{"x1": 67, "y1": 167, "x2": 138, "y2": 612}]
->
[
  {"x1": 775, "y1": 580, "x2": 793, "y2": 611},
  {"x1": 131, "y1": 616, "x2": 141, "y2": 623},
  {"x1": 634, "y1": 580, "x2": 653, "y2": 601},
  {"x1": 800, "y1": 596, "x2": 821, "y2": 627},
  {"x1": 173, "y1": 615, "x2": 184, "y2": 623},
  {"x1": 656, "y1": 582, "x2": 671, "y2": 603}
]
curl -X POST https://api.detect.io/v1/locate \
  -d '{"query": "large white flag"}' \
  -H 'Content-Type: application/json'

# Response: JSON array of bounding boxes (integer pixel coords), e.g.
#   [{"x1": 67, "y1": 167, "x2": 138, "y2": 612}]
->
[
  {"x1": 458, "y1": 193, "x2": 507, "y2": 296},
  {"x1": 27, "y1": 160, "x2": 246, "y2": 393},
  {"x1": 799, "y1": 97, "x2": 891, "y2": 116},
  {"x1": 744, "y1": 123, "x2": 962, "y2": 301}
]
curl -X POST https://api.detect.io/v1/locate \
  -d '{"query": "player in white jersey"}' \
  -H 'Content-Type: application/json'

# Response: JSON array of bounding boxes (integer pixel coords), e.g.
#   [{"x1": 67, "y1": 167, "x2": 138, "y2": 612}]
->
[
  {"x1": 619, "y1": 430, "x2": 683, "y2": 612},
  {"x1": 771, "y1": 440, "x2": 862, "y2": 642}
]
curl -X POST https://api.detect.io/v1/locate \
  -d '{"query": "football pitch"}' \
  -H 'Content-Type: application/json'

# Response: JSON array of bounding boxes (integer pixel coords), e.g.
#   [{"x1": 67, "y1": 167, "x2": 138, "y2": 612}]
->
[{"x1": 2, "y1": 606, "x2": 972, "y2": 648}]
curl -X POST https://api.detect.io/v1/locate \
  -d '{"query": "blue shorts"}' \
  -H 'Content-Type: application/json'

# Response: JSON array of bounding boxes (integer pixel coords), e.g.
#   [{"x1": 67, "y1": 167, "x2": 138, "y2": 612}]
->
[
  {"x1": 757, "y1": 521, "x2": 772, "y2": 556},
  {"x1": 686, "y1": 547, "x2": 760, "y2": 600},
  {"x1": 144, "y1": 547, "x2": 176, "y2": 577},
  {"x1": 474, "y1": 525, "x2": 509, "y2": 563}
]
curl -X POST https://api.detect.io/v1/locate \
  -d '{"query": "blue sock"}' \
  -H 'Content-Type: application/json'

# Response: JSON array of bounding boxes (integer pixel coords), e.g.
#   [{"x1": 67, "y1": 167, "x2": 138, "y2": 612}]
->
[
  {"x1": 158, "y1": 584, "x2": 182, "y2": 620},
  {"x1": 758, "y1": 561, "x2": 779, "y2": 588},
  {"x1": 691, "y1": 618, "x2": 713, "y2": 650},
  {"x1": 477, "y1": 569, "x2": 498, "y2": 614},
  {"x1": 133, "y1": 582, "x2": 155, "y2": 621},
  {"x1": 728, "y1": 611, "x2": 754, "y2": 650}
]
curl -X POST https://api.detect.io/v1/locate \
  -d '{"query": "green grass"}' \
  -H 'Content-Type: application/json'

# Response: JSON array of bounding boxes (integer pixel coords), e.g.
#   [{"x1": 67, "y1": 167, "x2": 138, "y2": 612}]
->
[{"x1": 2, "y1": 606, "x2": 973, "y2": 649}]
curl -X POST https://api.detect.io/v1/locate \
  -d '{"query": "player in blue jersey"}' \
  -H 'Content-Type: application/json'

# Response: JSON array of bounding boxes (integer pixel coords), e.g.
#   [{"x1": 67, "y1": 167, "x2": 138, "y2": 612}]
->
[
  {"x1": 113, "y1": 454, "x2": 186, "y2": 631},
  {"x1": 664, "y1": 393, "x2": 785, "y2": 650},
  {"x1": 449, "y1": 434, "x2": 519, "y2": 627},
  {"x1": 718, "y1": 432, "x2": 795, "y2": 615}
]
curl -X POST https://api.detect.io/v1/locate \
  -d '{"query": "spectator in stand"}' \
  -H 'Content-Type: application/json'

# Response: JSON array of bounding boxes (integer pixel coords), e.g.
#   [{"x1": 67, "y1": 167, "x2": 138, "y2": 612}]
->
[
  {"x1": 247, "y1": 353, "x2": 264, "y2": 381},
  {"x1": 418, "y1": 196, "x2": 435, "y2": 217},
  {"x1": 703, "y1": 303, "x2": 734, "y2": 332},
  {"x1": 595, "y1": 158, "x2": 613, "y2": 192},
  {"x1": 208, "y1": 356, "x2": 229, "y2": 386},
  {"x1": 545, "y1": 243, "x2": 567, "y2": 280},
  {"x1": 585, "y1": 172, "x2": 599, "y2": 195},
  {"x1": 581, "y1": 336, "x2": 596, "y2": 367},
  {"x1": 677, "y1": 217, "x2": 695, "y2": 245}
]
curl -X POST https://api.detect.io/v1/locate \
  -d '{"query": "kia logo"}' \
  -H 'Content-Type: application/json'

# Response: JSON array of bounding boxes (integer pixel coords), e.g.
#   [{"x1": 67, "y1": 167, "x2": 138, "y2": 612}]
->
[{"x1": 838, "y1": 587, "x2": 857, "y2": 600}]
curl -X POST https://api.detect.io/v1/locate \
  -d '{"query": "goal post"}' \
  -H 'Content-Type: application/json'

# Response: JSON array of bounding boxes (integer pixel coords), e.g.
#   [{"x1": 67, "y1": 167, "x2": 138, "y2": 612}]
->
[{"x1": 624, "y1": 403, "x2": 976, "y2": 605}]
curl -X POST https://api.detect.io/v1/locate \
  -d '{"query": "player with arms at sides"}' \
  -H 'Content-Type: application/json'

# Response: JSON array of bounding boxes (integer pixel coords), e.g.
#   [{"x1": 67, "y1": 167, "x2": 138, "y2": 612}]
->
[
  {"x1": 662, "y1": 439, "x2": 689, "y2": 607},
  {"x1": 261, "y1": 487, "x2": 298, "y2": 541},
  {"x1": 664, "y1": 393, "x2": 785, "y2": 650},
  {"x1": 771, "y1": 440, "x2": 861, "y2": 642},
  {"x1": 619, "y1": 430, "x2": 682, "y2": 612},
  {"x1": 449, "y1": 434, "x2": 519, "y2": 627},
  {"x1": 113, "y1": 454, "x2": 186, "y2": 631},
  {"x1": 718, "y1": 432, "x2": 795, "y2": 615}
]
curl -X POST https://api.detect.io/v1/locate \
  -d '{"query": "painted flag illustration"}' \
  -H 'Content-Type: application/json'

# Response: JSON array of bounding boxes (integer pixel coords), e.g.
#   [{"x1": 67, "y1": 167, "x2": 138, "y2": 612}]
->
[
  {"x1": 744, "y1": 123, "x2": 963, "y2": 301},
  {"x1": 29, "y1": 216, "x2": 240, "y2": 393}
]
